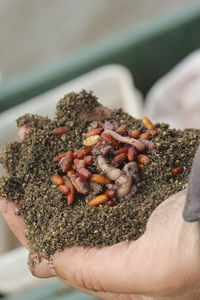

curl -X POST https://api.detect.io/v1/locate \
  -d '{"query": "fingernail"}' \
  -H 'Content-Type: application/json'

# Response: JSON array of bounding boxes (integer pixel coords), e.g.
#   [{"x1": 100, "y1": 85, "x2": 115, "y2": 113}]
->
[
  {"x1": 33, "y1": 258, "x2": 56, "y2": 278},
  {"x1": 28, "y1": 253, "x2": 56, "y2": 278}
]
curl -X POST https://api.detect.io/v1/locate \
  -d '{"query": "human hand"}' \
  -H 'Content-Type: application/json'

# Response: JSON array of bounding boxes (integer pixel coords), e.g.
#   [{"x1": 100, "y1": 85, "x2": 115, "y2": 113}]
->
[
  {"x1": 1, "y1": 189, "x2": 200, "y2": 300},
  {"x1": 1, "y1": 116, "x2": 200, "y2": 300}
]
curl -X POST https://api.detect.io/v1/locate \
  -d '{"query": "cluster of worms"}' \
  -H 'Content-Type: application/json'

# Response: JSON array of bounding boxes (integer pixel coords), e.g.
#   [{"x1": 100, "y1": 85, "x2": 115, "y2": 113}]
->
[{"x1": 51, "y1": 117, "x2": 183, "y2": 207}]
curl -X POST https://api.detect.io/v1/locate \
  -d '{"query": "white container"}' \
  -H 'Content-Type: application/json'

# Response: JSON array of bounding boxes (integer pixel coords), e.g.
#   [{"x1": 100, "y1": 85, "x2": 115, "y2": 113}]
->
[
  {"x1": 144, "y1": 50, "x2": 200, "y2": 129},
  {"x1": 0, "y1": 64, "x2": 142, "y2": 295}
]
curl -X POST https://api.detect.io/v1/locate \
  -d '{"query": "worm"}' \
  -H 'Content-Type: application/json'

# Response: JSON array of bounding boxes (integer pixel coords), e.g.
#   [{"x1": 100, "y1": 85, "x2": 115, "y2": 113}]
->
[
  {"x1": 97, "y1": 155, "x2": 121, "y2": 181},
  {"x1": 103, "y1": 130, "x2": 145, "y2": 151}
]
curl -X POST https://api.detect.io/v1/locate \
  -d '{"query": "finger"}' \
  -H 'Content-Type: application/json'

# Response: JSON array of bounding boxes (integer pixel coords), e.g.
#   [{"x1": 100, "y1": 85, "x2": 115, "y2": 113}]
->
[
  {"x1": 27, "y1": 250, "x2": 152, "y2": 300},
  {"x1": 18, "y1": 125, "x2": 30, "y2": 140},
  {"x1": 32, "y1": 259, "x2": 148, "y2": 300},
  {"x1": 50, "y1": 239, "x2": 151, "y2": 295},
  {"x1": 0, "y1": 197, "x2": 29, "y2": 249},
  {"x1": 30, "y1": 239, "x2": 146, "y2": 293},
  {"x1": 28, "y1": 253, "x2": 56, "y2": 278}
]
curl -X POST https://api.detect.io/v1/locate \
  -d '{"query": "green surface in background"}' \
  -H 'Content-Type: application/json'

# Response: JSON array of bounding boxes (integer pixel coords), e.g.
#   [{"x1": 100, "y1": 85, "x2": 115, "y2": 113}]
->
[{"x1": 0, "y1": 3, "x2": 200, "y2": 112}]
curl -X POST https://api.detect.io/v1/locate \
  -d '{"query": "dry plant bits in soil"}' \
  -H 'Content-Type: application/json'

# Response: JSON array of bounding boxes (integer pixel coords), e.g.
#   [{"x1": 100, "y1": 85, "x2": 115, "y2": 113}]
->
[{"x1": 0, "y1": 89, "x2": 200, "y2": 257}]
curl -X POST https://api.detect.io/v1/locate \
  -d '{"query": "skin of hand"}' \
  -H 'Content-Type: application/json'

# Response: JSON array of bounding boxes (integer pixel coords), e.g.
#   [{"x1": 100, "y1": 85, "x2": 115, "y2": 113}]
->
[{"x1": 1, "y1": 189, "x2": 200, "y2": 300}]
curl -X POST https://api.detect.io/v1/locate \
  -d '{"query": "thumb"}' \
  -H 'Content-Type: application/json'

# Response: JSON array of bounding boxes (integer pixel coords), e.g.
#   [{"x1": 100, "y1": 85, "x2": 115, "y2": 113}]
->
[{"x1": 31, "y1": 238, "x2": 151, "y2": 294}]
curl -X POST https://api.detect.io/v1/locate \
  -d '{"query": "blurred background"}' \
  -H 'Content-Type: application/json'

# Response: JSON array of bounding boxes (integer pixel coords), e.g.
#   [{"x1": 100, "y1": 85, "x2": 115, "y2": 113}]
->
[
  {"x1": 0, "y1": 0, "x2": 200, "y2": 299},
  {"x1": 0, "y1": 0, "x2": 197, "y2": 82}
]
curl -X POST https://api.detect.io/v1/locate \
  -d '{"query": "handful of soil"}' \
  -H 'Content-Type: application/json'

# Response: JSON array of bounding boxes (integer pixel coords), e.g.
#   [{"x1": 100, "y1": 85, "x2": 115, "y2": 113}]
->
[{"x1": 0, "y1": 89, "x2": 200, "y2": 257}]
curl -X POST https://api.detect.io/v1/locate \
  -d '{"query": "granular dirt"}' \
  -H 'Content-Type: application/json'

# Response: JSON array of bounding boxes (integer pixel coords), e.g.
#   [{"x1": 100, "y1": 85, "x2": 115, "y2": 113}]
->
[{"x1": 0, "y1": 90, "x2": 200, "y2": 257}]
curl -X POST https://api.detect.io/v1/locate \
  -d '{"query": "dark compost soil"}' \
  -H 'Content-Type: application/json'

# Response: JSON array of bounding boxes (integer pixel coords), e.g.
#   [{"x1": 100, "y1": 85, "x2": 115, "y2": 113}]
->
[{"x1": 0, "y1": 90, "x2": 200, "y2": 257}]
